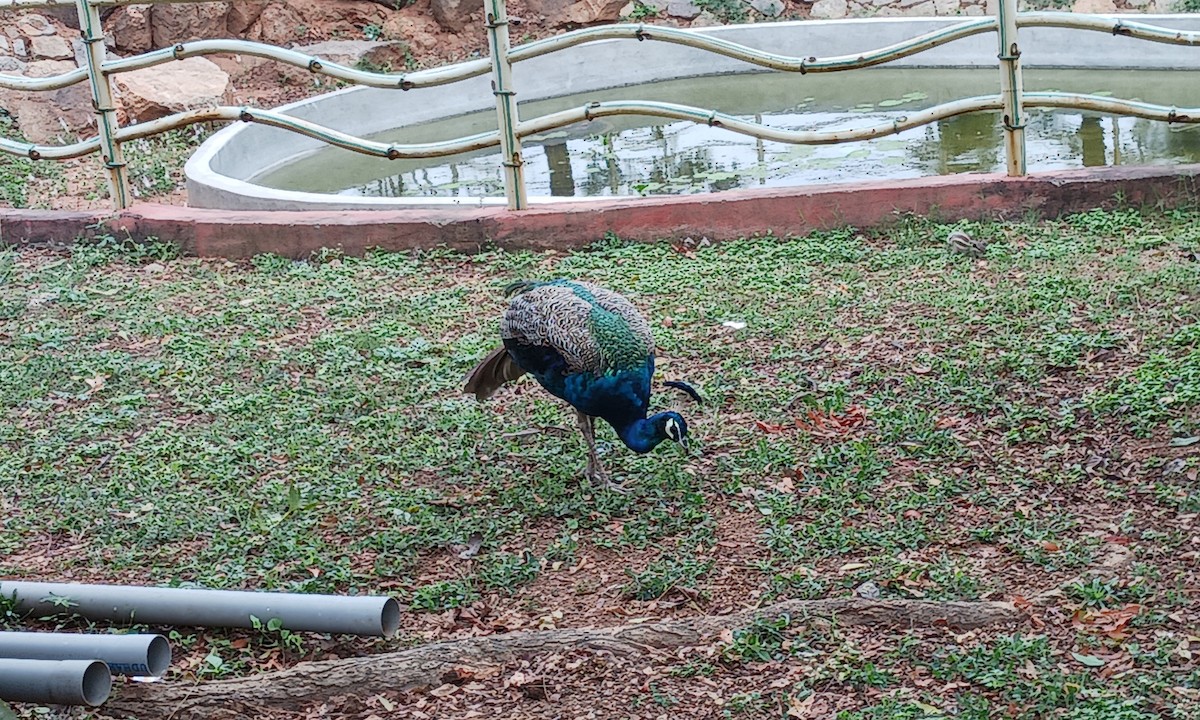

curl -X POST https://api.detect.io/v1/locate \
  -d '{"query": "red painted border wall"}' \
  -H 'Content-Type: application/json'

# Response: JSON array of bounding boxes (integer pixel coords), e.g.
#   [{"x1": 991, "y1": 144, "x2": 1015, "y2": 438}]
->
[{"x1": 2, "y1": 165, "x2": 1198, "y2": 259}]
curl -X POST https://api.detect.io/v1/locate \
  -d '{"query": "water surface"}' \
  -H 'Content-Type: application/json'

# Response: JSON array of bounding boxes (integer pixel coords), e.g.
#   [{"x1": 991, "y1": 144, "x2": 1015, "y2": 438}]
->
[{"x1": 256, "y1": 69, "x2": 1200, "y2": 199}]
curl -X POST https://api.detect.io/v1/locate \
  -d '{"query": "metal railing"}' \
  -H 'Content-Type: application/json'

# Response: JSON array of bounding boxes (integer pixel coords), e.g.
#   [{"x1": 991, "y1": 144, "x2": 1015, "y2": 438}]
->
[{"x1": 1, "y1": 0, "x2": 1199, "y2": 211}]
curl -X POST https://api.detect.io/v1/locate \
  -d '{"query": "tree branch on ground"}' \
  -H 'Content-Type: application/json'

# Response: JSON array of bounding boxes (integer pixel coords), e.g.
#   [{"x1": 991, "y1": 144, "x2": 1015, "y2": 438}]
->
[{"x1": 104, "y1": 598, "x2": 1023, "y2": 719}]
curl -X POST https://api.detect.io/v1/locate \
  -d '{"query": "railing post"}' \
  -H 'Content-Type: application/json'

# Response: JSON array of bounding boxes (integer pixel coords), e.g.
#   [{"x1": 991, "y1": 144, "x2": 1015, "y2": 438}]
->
[
  {"x1": 484, "y1": 0, "x2": 527, "y2": 210},
  {"x1": 75, "y1": 0, "x2": 130, "y2": 209},
  {"x1": 996, "y1": 0, "x2": 1026, "y2": 176}
]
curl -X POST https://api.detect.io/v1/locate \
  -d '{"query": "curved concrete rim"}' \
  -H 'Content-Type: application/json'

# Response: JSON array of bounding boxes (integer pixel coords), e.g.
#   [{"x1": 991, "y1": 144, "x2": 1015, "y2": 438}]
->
[
  {"x1": 184, "y1": 14, "x2": 1200, "y2": 211},
  {"x1": 7, "y1": 165, "x2": 1199, "y2": 259}
]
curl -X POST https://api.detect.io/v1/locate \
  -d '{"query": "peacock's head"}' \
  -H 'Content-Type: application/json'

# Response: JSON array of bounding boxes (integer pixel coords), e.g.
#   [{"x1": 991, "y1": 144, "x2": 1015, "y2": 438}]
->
[
  {"x1": 659, "y1": 411, "x2": 689, "y2": 450},
  {"x1": 657, "y1": 379, "x2": 702, "y2": 451}
]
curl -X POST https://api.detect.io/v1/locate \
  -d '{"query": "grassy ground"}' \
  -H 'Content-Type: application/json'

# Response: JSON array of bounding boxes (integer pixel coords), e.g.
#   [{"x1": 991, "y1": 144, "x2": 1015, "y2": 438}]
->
[{"x1": 1, "y1": 205, "x2": 1198, "y2": 718}]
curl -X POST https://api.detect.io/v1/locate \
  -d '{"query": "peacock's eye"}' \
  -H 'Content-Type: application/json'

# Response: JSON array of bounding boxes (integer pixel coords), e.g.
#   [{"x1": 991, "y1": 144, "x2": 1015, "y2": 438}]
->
[{"x1": 665, "y1": 418, "x2": 682, "y2": 441}]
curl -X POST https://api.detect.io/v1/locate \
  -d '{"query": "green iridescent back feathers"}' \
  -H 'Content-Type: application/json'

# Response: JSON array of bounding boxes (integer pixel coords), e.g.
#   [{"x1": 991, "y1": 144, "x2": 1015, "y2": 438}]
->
[{"x1": 500, "y1": 280, "x2": 654, "y2": 374}]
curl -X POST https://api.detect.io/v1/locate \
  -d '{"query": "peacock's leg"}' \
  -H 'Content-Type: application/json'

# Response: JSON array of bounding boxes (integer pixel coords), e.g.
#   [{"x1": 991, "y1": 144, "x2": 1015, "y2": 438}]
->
[{"x1": 575, "y1": 410, "x2": 626, "y2": 493}]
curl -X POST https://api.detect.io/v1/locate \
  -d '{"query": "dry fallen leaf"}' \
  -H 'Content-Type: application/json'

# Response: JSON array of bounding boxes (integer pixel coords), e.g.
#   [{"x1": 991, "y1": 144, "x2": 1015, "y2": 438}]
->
[
  {"x1": 786, "y1": 693, "x2": 816, "y2": 718},
  {"x1": 457, "y1": 532, "x2": 484, "y2": 559}
]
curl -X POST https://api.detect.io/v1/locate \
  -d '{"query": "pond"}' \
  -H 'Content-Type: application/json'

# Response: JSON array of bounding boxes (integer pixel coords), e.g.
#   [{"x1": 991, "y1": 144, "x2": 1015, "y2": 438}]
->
[{"x1": 254, "y1": 68, "x2": 1200, "y2": 199}]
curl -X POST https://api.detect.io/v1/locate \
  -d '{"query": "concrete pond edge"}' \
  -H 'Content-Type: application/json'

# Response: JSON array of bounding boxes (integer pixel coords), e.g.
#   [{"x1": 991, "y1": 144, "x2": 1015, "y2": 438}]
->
[{"x1": 2, "y1": 164, "x2": 1198, "y2": 259}]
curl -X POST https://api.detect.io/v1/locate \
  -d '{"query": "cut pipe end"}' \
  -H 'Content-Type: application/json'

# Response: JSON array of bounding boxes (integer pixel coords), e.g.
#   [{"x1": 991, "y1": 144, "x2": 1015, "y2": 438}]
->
[
  {"x1": 81, "y1": 661, "x2": 111, "y2": 706},
  {"x1": 145, "y1": 635, "x2": 171, "y2": 677},
  {"x1": 380, "y1": 598, "x2": 401, "y2": 638}
]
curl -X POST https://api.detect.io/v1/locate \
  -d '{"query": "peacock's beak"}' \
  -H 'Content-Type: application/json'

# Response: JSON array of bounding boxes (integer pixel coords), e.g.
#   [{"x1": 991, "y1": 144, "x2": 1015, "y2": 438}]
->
[{"x1": 679, "y1": 435, "x2": 690, "y2": 451}]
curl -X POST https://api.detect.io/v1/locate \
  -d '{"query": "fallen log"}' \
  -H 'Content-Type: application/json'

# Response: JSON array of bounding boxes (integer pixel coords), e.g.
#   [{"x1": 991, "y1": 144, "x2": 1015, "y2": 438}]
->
[{"x1": 103, "y1": 597, "x2": 1021, "y2": 719}]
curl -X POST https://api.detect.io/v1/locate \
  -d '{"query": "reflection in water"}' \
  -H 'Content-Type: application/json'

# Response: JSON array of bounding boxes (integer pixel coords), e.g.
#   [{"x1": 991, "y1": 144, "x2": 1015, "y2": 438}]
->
[
  {"x1": 1080, "y1": 116, "x2": 1106, "y2": 167},
  {"x1": 338, "y1": 111, "x2": 1200, "y2": 200},
  {"x1": 257, "y1": 69, "x2": 1200, "y2": 199},
  {"x1": 545, "y1": 141, "x2": 575, "y2": 197}
]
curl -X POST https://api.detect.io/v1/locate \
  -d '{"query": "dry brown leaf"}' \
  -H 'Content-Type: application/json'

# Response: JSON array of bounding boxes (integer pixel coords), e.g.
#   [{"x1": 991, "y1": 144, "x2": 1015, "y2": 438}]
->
[{"x1": 786, "y1": 693, "x2": 816, "y2": 718}]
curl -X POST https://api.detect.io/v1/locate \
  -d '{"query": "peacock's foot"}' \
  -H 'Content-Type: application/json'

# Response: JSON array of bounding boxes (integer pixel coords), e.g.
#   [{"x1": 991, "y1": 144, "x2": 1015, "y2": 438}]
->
[
  {"x1": 584, "y1": 463, "x2": 628, "y2": 494},
  {"x1": 604, "y1": 478, "x2": 631, "y2": 495}
]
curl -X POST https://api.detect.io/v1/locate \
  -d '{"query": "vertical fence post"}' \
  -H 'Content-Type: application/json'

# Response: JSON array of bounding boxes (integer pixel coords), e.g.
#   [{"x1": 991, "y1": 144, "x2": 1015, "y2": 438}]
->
[
  {"x1": 75, "y1": 0, "x2": 130, "y2": 209},
  {"x1": 996, "y1": 0, "x2": 1026, "y2": 176},
  {"x1": 484, "y1": 0, "x2": 527, "y2": 210}
]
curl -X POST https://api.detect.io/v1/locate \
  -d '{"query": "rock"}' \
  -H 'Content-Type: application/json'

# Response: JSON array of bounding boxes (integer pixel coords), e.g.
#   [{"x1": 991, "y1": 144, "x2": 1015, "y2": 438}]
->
[
  {"x1": 689, "y1": 9, "x2": 723, "y2": 25},
  {"x1": 0, "y1": 57, "x2": 24, "y2": 73},
  {"x1": 12, "y1": 38, "x2": 28, "y2": 58},
  {"x1": 750, "y1": 0, "x2": 785, "y2": 16},
  {"x1": 666, "y1": 0, "x2": 702, "y2": 18},
  {"x1": 294, "y1": 39, "x2": 411, "y2": 70},
  {"x1": 249, "y1": 2, "x2": 309, "y2": 46},
  {"x1": 0, "y1": 60, "x2": 95, "y2": 142},
  {"x1": 149, "y1": 2, "x2": 230, "y2": 48},
  {"x1": 114, "y1": 56, "x2": 232, "y2": 124},
  {"x1": 524, "y1": 0, "x2": 630, "y2": 25},
  {"x1": 854, "y1": 581, "x2": 881, "y2": 600},
  {"x1": 1124, "y1": 0, "x2": 1154, "y2": 6},
  {"x1": 16, "y1": 14, "x2": 54, "y2": 36},
  {"x1": 1163, "y1": 457, "x2": 1187, "y2": 476},
  {"x1": 108, "y1": 5, "x2": 153, "y2": 54},
  {"x1": 29, "y1": 35, "x2": 73, "y2": 61},
  {"x1": 934, "y1": 0, "x2": 959, "y2": 13},
  {"x1": 431, "y1": 0, "x2": 484, "y2": 32},
  {"x1": 227, "y1": 0, "x2": 270, "y2": 34},
  {"x1": 41, "y1": 6, "x2": 82, "y2": 31},
  {"x1": 0, "y1": 36, "x2": 9, "y2": 55},
  {"x1": 896, "y1": 0, "x2": 935, "y2": 12},
  {"x1": 810, "y1": 0, "x2": 848, "y2": 17}
]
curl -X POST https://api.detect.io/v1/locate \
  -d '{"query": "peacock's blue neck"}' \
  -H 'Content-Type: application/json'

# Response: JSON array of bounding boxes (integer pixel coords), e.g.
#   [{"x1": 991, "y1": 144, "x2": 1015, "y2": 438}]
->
[{"x1": 614, "y1": 415, "x2": 666, "y2": 454}]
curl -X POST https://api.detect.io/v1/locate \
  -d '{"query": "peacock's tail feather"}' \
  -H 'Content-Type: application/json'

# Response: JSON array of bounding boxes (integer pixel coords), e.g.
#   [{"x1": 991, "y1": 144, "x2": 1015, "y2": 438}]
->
[{"x1": 463, "y1": 346, "x2": 527, "y2": 401}]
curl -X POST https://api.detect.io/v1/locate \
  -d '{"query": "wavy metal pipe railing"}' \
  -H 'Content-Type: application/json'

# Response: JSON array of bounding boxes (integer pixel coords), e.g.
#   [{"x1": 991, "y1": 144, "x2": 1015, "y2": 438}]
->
[
  {"x1": 509, "y1": 18, "x2": 999, "y2": 73},
  {"x1": 1019, "y1": 12, "x2": 1200, "y2": 45},
  {"x1": 0, "y1": 21, "x2": 997, "y2": 99},
  {"x1": 5, "y1": 93, "x2": 1199, "y2": 166},
  {"x1": 0, "y1": 0, "x2": 1199, "y2": 210},
  {"x1": 0, "y1": 19, "x2": 1002, "y2": 95},
  {"x1": 7, "y1": 12, "x2": 1200, "y2": 95},
  {"x1": 102, "y1": 41, "x2": 493, "y2": 91}
]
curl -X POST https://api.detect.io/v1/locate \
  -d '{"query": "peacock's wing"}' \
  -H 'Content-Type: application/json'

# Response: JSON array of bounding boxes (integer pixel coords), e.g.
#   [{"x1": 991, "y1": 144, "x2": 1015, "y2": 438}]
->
[
  {"x1": 501, "y1": 279, "x2": 655, "y2": 376},
  {"x1": 571, "y1": 281, "x2": 656, "y2": 368}
]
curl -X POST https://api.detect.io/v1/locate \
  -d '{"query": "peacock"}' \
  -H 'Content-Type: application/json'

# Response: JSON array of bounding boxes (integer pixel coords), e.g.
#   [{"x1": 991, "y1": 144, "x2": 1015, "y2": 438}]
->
[{"x1": 463, "y1": 279, "x2": 700, "y2": 490}]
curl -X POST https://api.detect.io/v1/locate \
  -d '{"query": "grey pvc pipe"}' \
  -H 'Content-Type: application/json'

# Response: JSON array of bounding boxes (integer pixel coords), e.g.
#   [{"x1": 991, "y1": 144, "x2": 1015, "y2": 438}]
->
[
  {"x1": 0, "y1": 632, "x2": 170, "y2": 677},
  {"x1": 0, "y1": 659, "x2": 111, "y2": 706},
  {"x1": 0, "y1": 582, "x2": 401, "y2": 637}
]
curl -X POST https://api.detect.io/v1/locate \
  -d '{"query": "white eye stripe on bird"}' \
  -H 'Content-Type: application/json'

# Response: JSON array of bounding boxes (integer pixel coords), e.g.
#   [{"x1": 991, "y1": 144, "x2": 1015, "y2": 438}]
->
[{"x1": 665, "y1": 418, "x2": 681, "y2": 440}]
